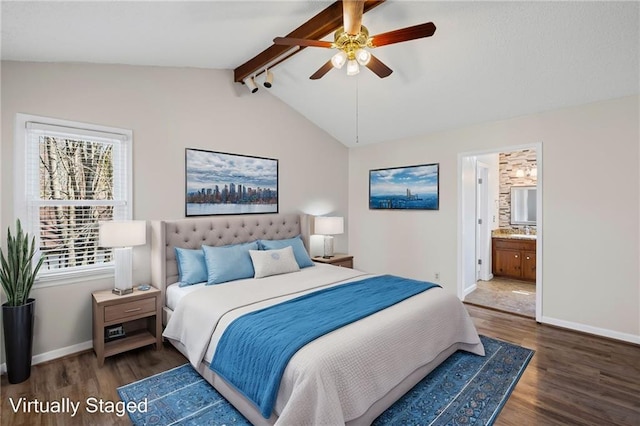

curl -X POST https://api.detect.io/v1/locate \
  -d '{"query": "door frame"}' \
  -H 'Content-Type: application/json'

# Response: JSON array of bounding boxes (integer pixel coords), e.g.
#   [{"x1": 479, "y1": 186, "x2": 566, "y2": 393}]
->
[
  {"x1": 475, "y1": 161, "x2": 492, "y2": 281},
  {"x1": 457, "y1": 142, "x2": 543, "y2": 321}
]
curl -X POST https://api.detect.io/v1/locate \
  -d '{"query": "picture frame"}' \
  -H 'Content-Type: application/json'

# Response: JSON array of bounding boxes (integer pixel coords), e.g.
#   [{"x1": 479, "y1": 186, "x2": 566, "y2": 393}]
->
[
  {"x1": 369, "y1": 163, "x2": 439, "y2": 210},
  {"x1": 185, "y1": 148, "x2": 278, "y2": 216}
]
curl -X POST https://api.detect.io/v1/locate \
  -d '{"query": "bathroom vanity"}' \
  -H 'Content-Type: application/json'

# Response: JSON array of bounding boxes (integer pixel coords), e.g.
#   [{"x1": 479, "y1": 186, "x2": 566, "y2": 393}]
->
[{"x1": 492, "y1": 236, "x2": 536, "y2": 282}]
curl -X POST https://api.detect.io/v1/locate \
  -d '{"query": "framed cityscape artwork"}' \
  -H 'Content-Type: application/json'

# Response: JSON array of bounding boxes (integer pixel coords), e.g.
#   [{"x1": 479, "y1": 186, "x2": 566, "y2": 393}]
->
[
  {"x1": 369, "y1": 163, "x2": 439, "y2": 210},
  {"x1": 185, "y1": 148, "x2": 278, "y2": 216}
]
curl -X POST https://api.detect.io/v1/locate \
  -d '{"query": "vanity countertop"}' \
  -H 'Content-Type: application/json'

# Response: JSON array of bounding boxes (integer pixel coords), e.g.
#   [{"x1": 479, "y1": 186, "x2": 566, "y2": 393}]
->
[
  {"x1": 494, "y1": 233, "x2": 536, "y2": 240},
  {"x1": 492, "y1": 229, "x2": 537, "y2": 240}
]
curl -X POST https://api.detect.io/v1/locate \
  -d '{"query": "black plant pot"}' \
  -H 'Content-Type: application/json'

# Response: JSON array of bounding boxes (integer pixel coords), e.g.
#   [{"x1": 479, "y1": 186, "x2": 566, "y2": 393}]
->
[{"x1": 2, "y1": 298, "x2": 35, "y2": 384}]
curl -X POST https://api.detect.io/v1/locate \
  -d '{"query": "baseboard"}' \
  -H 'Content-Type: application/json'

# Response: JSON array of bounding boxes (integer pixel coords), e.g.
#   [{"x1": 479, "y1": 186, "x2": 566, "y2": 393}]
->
[
  {"x1": 463, "y1": 283, "x2": 478, "y2": 297},
  {"x1": 0, "y1": 340, "x2": 93, "y2": 375},
  {"x1": 540, "y1": 316, "x2": 640, "y2": 345}
]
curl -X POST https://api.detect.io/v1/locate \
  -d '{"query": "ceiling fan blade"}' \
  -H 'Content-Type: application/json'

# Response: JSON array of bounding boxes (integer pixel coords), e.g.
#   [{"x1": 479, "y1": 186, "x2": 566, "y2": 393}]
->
[
  {"x1": 343, "y1": 0, "x2": 365, "y2": 35},
  {"x1": 273, "y1": 37, "x2": 333, "y2": 48},
  {"x1": 366, "y1": 54, "x2": 393, "y2": 78},
  {"x1": 310, "y1": 60, "x2": 334, "y2": 80},
  {"x1": 370, "y1": 22, "x2": 436, "y2": 47}
]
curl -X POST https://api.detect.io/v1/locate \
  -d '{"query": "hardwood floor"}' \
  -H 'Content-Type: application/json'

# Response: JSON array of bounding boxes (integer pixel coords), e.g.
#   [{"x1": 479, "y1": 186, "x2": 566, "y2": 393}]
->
[
  {"x1": 2, "y1": 306, "x2": 639, "y2": 425},
  {"x1": 0, "y1": 342, "x2": 186, "y2": 425},
  {"x1": 467, "y1": 305, "x2": 640, "y2": 426}
]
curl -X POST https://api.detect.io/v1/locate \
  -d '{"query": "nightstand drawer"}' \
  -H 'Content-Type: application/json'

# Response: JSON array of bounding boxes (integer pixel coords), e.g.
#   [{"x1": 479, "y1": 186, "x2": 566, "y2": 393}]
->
[
  {"x1": 104, "y1": 297, "x2": 156, "y2": 322},
  {"x1": 333, "y1": 259, "x2": 353, "y2": 268},
  {"x1": 312, "y1": 254, "x2": 354, "y2": 269}
]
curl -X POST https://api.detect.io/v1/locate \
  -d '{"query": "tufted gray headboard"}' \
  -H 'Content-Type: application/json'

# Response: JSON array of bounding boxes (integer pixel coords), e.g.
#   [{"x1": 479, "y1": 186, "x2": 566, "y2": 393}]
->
[{"x1": 150, "y1": 213, "x2": 309, "y2": 322}]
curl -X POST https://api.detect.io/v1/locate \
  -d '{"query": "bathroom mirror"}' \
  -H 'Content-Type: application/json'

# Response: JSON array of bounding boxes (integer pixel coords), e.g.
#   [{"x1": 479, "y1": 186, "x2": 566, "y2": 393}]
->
[{"x1": 511, "y1": 186, "x2": 537, "y2": 225}]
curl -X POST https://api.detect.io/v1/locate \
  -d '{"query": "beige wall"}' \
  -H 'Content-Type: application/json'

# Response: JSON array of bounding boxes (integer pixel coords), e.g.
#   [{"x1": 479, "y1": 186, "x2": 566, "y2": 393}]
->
[
  {"x1": 0, "y1": 61, "x2": 349, "y2": 363},
  {"x1": 1, "y1": 60, "x2": 638, "y2": 365},
  {"x1": 349, "y1": 95, "x2": 639, "y2": 342}
]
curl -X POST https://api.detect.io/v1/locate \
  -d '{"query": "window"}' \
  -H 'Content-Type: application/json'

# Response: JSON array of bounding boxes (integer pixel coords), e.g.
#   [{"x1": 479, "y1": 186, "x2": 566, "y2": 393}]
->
[{"x1": 15, "y1": 114, "x2": 132, "y2": 284}]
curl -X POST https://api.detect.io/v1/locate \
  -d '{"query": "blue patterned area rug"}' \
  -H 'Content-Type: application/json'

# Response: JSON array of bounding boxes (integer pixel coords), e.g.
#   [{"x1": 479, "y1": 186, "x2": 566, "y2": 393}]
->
[{"x1": 118, "y1": 335, "x2": 533, "y2": 425}]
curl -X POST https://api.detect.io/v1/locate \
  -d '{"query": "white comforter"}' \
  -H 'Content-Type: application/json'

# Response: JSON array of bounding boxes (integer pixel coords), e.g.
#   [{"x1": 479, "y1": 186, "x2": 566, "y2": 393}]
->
[{"x1": 163, "y1": 264, "x2": 484, "y2": 425}]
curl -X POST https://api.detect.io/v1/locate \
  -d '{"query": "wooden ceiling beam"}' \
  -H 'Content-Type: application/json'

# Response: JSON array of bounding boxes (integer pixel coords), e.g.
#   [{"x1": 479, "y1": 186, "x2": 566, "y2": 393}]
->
[{"x1": 233, "y1": 0, "x2": 385, "y2": 83}]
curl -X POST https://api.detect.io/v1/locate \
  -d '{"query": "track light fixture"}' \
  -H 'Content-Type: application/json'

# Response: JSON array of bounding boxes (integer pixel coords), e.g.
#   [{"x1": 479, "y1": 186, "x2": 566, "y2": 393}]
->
[
  {"x1": 244, "y1": 77, "x2": 258, "y2": 93},
  {"x1": 264, "y1": 69, "x2": 274, "y2": 88}
]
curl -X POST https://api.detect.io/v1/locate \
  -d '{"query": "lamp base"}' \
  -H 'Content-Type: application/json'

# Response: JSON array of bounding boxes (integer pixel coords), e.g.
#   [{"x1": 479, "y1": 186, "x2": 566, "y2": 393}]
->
[
  {"x1": 112, "y1": 287, "x2": 134, "y2": 296},
  {"x1": 323, "y1": 235, "x2": 335, "y2": 258}
]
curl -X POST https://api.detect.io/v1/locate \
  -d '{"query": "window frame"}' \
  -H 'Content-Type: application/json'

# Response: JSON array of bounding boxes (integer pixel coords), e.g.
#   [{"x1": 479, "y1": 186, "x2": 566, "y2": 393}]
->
[{"x1": 14, "y1": 113, "x2": 133, "y2": 287}]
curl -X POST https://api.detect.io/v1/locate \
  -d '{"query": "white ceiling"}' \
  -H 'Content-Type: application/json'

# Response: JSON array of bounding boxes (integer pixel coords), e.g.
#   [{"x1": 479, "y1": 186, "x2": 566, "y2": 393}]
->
[{"x1": 2, "y1": 1, "x2": 639, "y2": 147}]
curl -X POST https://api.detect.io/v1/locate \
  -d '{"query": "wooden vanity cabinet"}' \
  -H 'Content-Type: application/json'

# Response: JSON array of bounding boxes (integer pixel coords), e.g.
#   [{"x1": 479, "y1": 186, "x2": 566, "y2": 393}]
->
[
  {"x1": 492, "y1": 238, "x2": 536, "y2": 282},
  {"x1": 522, "y1": 250, "x2": 536, "y2": 281}
]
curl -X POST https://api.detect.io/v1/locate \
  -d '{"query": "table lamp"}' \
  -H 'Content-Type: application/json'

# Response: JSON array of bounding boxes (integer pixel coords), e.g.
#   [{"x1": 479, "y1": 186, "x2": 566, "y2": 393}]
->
[
  {"x1": 314, "y1": 216, "x2": 344, "y2": 258},
  {"x1": 99, "y1": 220, "x2": 147, "y2": 295}
]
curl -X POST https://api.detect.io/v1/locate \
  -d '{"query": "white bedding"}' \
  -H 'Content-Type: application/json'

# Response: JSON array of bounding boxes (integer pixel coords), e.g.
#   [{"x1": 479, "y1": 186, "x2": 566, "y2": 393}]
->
[
  {"x1": 165, "y1": 281, "x2": 206, "y2": 311},
  {"x1": 163, "y1": 264, "x2": 484, "y2": 425}
]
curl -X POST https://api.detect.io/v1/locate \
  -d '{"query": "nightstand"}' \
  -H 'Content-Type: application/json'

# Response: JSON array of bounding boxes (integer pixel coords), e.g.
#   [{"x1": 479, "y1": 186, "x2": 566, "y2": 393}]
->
[
  {"x1": 313, "y1": 253, "x2": 354, "y2": 268},
  {"x1": 92, "y1": 287, "x2": 162, "y2": 367}
]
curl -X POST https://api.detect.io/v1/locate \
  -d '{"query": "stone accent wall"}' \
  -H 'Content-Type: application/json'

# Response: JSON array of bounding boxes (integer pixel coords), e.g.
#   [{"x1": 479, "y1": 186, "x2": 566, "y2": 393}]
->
[{"x1": 499, "y1": 149, "x2": 537, "y2": 230}]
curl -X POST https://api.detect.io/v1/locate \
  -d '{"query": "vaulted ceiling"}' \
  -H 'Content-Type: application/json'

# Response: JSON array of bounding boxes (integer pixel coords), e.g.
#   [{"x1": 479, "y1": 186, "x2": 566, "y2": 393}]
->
[{"x1": 2, "y1": 1, "x2": 639, "y2": 147}]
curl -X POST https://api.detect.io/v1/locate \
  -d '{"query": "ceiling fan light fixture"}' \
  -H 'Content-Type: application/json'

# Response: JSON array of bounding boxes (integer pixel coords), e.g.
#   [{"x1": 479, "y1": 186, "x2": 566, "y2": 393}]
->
[
  {"x1": 346, "y1": 59, "x2": 360, "y2": 76},
  {"x1": 355, "y1": 48, "x2": 371, "y2": 66},
  {"x1": 331, "y1": 51, "x2": 348, "y2": 69}
]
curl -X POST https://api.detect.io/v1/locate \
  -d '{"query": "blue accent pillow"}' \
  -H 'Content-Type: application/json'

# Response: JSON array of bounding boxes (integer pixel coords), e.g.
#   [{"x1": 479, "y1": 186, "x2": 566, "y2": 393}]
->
[
  {"x1": 174, "y1": 247, "x2": 208, "y2": 287},
  {"x1": 258, "y1": 236, "x2": 314, "y2": 268},
  {"x1": 202, "y1": 241, "x2": 259, "y2": 285}
]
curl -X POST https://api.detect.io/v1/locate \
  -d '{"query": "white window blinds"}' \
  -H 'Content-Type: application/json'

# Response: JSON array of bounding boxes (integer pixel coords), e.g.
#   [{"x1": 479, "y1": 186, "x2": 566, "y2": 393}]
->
[{"x1": 21, "y1": 118, "x2": 132, "y2": 278}]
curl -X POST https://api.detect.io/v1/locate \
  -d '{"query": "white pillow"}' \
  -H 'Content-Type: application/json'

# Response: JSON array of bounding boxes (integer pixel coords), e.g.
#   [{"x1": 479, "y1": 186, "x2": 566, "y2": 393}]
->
[{"x1": 249, "y1": 246, "x2": 300, "y2": 279}]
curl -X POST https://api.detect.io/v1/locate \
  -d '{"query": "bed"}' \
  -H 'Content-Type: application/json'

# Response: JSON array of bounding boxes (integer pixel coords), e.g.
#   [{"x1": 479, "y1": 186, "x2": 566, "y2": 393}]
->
[{"x1": 150, "y1": 213, "x2": 484, "y2": 425}]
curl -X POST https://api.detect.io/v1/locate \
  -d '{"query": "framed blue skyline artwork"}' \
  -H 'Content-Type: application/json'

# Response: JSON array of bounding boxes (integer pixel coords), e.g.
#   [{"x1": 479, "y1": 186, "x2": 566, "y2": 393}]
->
[
  {"x1": 369, "y1": 163, "x2": 439, "y2": 210},
  {"x1": 185, "y1": 149, "x2": 278, "y2": 216}
]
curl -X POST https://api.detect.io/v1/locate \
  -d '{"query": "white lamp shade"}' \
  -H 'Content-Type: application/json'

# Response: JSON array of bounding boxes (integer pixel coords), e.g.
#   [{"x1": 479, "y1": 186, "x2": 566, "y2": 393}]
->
[
  {"x1": 99, "y1": 220, "x2": 147, "y2": 248},
  {"x1": 331, "y1": 51, "x2": 348, "y2": 69},
  {"x1": 355, "y1": 48, "x2": 371, "y2": 65},
  {"x1": 315, "y1": 216, "x2": 344, "y2": 235},
  {"x1": 346, "y1": 59, "x2": 360, "y2": 76}
]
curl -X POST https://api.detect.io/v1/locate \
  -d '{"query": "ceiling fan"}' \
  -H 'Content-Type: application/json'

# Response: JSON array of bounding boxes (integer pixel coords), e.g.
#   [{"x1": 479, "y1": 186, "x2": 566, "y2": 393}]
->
[{"x1": 273, "y1": 0, "x2": 436, "y2": 80}]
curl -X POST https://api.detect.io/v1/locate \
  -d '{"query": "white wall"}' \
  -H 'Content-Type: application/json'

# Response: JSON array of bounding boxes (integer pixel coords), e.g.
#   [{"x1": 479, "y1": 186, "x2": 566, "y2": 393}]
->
[
  {"x1": 0, "y1": 61, "x2": 349, "y2": 363},
  {"x1": 349, "y1": 95, "x2": 640, "y2": 343}
]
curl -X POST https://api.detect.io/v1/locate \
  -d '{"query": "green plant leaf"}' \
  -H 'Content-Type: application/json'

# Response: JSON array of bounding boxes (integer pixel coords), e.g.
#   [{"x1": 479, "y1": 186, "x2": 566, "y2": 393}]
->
[{"x1": 0, "y1": 219, "x2": 43, "y2": 306}]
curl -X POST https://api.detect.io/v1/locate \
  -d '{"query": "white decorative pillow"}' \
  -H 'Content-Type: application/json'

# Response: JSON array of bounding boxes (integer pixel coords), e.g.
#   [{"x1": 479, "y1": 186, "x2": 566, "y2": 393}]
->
[{"x1": 249, "y1": 246, "x2": 300, "y2": 279}]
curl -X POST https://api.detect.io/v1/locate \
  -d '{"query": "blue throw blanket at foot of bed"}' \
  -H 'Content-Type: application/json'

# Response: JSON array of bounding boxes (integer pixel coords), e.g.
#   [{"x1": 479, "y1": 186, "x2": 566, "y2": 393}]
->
[{"x1": 210, "y1": 274, "x2": 440, "y2": 418}]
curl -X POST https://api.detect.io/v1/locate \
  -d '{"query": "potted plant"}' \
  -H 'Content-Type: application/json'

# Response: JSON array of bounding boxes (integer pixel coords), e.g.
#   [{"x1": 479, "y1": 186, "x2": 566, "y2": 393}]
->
[{"x1": 1, "y1": 219, "x2": 43, "y2": 384}]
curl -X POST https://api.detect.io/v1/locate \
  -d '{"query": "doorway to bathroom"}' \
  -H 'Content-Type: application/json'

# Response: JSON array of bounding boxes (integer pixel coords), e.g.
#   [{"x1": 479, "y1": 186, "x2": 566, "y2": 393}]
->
[{"x1": 458, "y1": 144, "x2": 542, "y2": 320}]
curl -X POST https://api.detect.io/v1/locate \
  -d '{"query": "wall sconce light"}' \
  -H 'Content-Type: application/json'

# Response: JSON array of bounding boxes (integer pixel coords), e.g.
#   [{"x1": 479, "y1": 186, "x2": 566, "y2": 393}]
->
[
  {"x1": 314, "y1": 216, "x2": 344, "y2": 258},
  {"x1": 99, "y1": 220, "x2": 147, "y2": 295},
  {"x1": 244, "y1": 77, "x2": 259, "y2": 93},
  {"x1": 263, "y1": 69, "x2": 274, "y2": 88},
  {"x1": 516, "y1": 164, "x2": 537, "y2": 178}
]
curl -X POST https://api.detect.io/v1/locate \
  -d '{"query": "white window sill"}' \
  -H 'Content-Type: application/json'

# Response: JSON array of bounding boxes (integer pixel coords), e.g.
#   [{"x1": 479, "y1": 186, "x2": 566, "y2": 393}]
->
[{"x1": 34, "y1": 265, "x2": 114, "y2": 289}]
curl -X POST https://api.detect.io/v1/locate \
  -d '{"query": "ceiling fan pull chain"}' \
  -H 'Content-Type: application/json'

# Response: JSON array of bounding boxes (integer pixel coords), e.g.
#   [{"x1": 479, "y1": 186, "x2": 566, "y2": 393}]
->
[{"x1": 355, "y1": 79, "x2": 359, "y2": 144}]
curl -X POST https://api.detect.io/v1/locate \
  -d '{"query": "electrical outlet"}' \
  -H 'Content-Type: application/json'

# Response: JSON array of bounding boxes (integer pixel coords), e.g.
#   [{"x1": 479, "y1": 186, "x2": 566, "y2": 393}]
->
[{"x1": 434, "y1": 272, "x2": 440, "y2": 280}]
